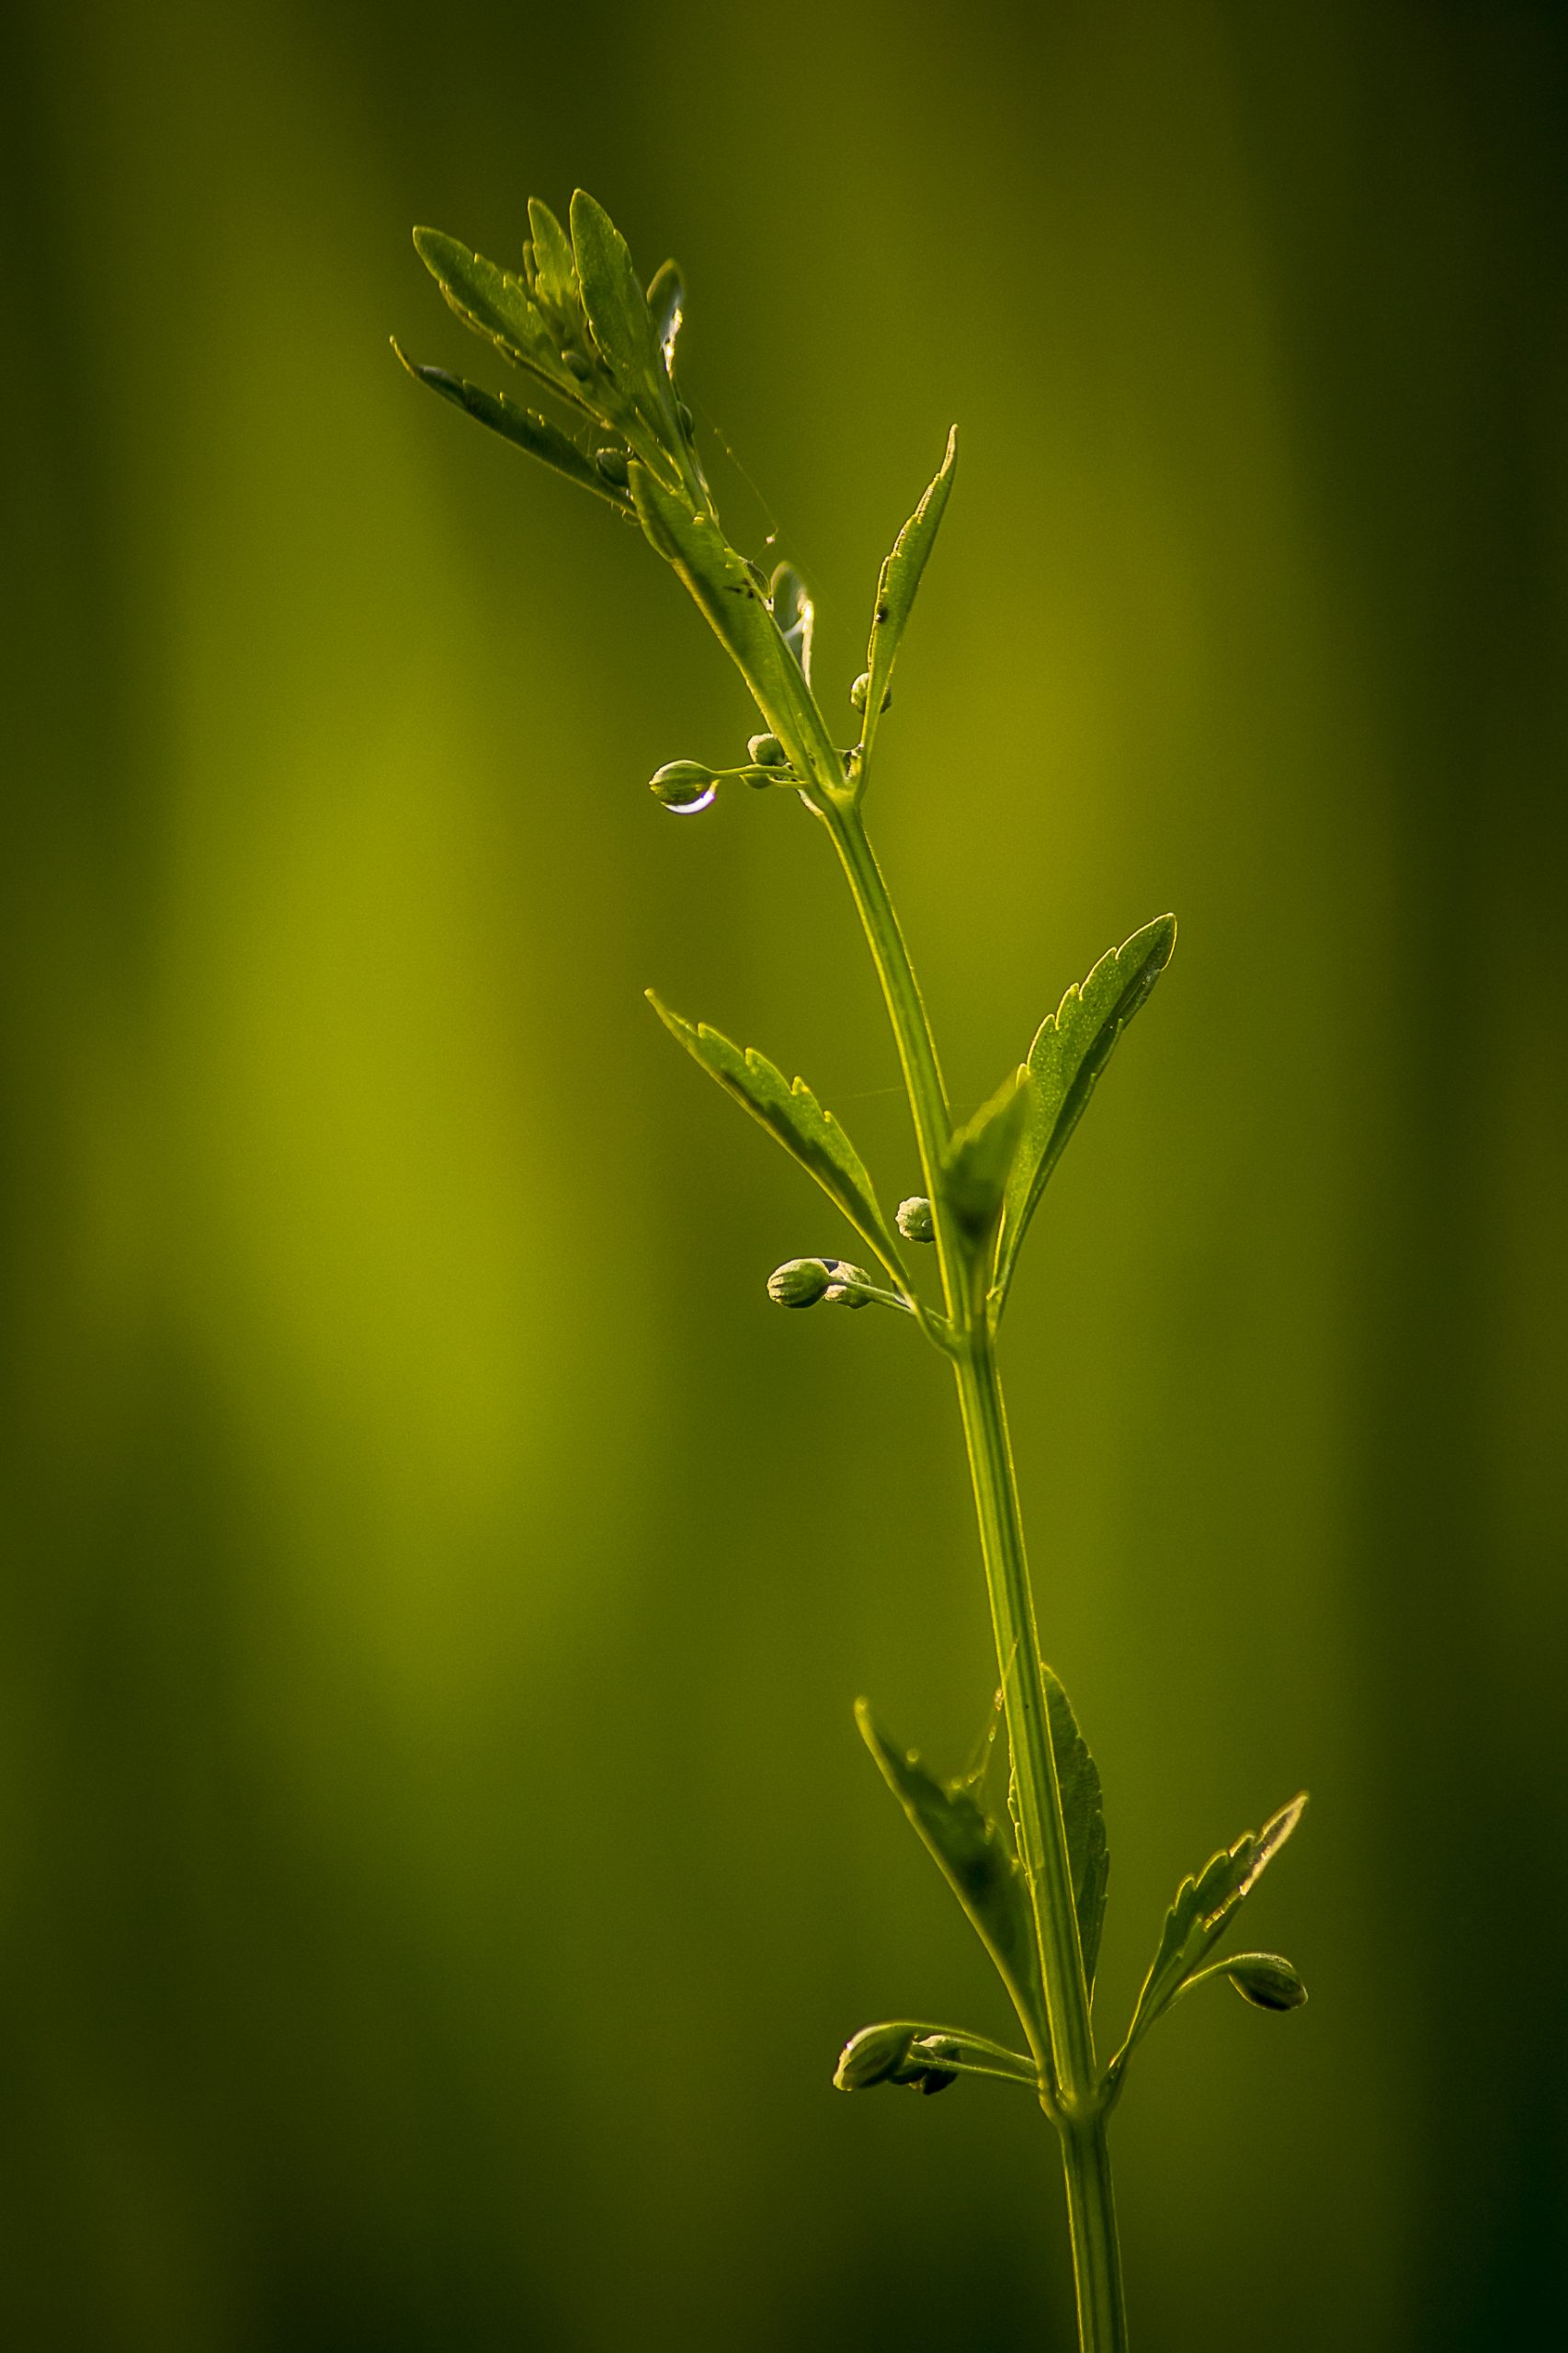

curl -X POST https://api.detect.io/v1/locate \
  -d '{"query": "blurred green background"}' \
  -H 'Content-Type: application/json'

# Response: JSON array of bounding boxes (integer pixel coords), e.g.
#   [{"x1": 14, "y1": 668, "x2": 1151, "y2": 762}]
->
[{"x1": 4, "y1": 0, "x2": 1565, "y2": 2345}]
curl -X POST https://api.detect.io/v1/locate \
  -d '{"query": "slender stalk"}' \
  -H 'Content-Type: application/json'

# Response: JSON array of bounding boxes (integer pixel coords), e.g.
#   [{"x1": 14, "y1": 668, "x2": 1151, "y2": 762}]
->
[
  {"x1": 1062, "y1": 2116, "x2": 1130, "y2": 2353},
  {"x1": 951, "y1": 1320, "x2": 1097, "y2": 2109},
  {"x1": 823, "y1": 805, "x2": 960, "y2": 1316},
  {"x1": 821, "y1": 797, "x2": 1128, "y2": 2350}
]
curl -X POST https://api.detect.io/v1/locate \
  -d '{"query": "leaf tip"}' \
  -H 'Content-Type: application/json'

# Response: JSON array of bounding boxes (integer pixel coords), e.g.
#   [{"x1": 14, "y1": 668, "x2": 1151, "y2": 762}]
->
[{"x1": 568, "y1": 186, "x2": 612, "y2": 248}]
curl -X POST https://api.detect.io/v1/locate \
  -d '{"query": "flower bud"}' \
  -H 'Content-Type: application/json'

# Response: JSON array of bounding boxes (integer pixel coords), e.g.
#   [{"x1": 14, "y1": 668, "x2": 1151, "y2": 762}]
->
[
  {"x1": 767, "y1": 1256, "x2": 833, "y2": 1309},
  {"x1": 562, "y1": 348, "x2": 594, "y2": 381},
  {"x1": 746, "y1": 733, "x2": 789, "y2": 768},
  {"x1": 896, "y1": 1196, "x2": 935, "y2": 1243},
  {"x1": 649, "y1": 761, "x2": 719, "y2": 812},
  {"x1": 834, "y1": 2022, "x2": 957, "y2": 2095},
  {"x1": 850, "y1": 671, "x2": 892, "y2": 716},
  {"x1": 834, "y1": 2023, "x2": 916, "y2": 2091},
  {"x1": 822, "y1": 1259, "x2": 874, "y2": 1308},
  {"x1": 594, "y1": 447, "x2": 630, "y2": 489}
]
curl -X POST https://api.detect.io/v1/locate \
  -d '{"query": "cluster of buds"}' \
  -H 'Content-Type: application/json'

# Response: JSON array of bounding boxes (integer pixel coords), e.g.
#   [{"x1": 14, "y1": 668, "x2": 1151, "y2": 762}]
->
[
  {"x1": 833, "y1": 2023, "x2": 958, "y2": 2097},
  {"x1": 766, "y1": 1257, "x2": 879, "y2": 1310},
  {"x1": 647, "y1": 729, "x2": 801, "y2": 813}
]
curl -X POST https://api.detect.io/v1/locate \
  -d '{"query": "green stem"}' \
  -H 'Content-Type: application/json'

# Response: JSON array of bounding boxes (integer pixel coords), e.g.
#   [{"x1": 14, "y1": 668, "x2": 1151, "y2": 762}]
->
[
  {"x1": 950, "y1": 1318, "x2": 1097, "y2": 2107},
  {"x1": 1062, "y1": 2116, "x2": 1130, "y2": 2353},
  {"x1": 824, "y1": 806, "x2": 959, "y2": 1315},
  {"x1": 824, "y1": 796, "x2": 1128, "y2": 2353}
]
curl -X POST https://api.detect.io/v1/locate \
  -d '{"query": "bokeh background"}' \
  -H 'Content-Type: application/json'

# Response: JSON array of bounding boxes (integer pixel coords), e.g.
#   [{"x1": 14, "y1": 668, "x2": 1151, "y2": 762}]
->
[{"x1": 5, "y1": 1, "x2": 1566, "y2": 2345}]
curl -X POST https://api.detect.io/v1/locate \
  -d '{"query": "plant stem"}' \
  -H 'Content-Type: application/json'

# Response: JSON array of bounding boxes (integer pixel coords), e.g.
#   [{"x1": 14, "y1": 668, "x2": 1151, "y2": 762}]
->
[
  {"x1": 950, "y1": 1318, "x2": 1096, "y2": 2106},
  {"x1": 823, "y1": 796, "x2": 1129, "y2": 2353},
  {"x1": 1062, "y1": 2115, "x2": 1130, "y2": 2353}
]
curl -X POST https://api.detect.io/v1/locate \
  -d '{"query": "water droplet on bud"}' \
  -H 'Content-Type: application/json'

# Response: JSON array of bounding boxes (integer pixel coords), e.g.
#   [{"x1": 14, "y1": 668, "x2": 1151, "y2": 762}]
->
[{"x1": 650, "y1": 760, "x2": 720, "y2": 813}]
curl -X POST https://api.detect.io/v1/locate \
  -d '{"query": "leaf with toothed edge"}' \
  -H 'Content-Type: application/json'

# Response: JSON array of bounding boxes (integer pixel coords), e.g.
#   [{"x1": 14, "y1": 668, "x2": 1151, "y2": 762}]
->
[
  {"x1": 861, "y1": 426, "x2": 958, "y2": 756},
  {"x1": 994, "y1": 915, "x2": 1176, "y2": 1302},
  {"x1": 1117, "y1": 1793, "x2": 1309, "y2": 2068},
  {"x1": 645, "y1": 995, "x2": 907, "y2": 1286},
  {"x1": 569, "y1": 190, "x2": 676, "y2": 451},
  {"x1": 857, "y1": 1702, "x2": 1048, "y2": 2059},
  {"x1": 411, "y1": 227, "x2": 579, "y2": 402},
  {"x1": 390, "y1": 345, "x2": 631, "y2": 506},
  {"x1": 1040, "y1": 1666, "x2": 1109, "y2": 1995}
]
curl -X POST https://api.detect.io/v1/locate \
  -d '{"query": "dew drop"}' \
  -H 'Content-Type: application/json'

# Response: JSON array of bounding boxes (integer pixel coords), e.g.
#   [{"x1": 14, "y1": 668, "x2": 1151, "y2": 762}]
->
[{"x1": 663, "y1": 783, "x2": 717, "y2": 814}]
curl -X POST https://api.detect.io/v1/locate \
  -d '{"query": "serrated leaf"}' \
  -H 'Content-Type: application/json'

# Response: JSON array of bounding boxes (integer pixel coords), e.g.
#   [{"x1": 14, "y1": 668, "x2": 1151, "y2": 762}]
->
[
  {"x1": 994, "y1": 915, "x2": 1176, "y2": 1302},
  {"x1": 412, "y1": 227, "x2": 576, "y2": 403},
  {"x1": 940, "y1": 1071, "x2": 1028, "y2": 1249},
  {"x1": 861, "y1": 426, "x2": 957, "y2": 756},
  {"x1": 1041, "y1": 1667, "x2": 1109, "y2": 1995},
  {"x1": 857, "y1": 1703, "x2": 1047, "y2": 2054},
  {"x1": 1119, "y1": 1793, "x2": 1308, "y2": 2064},
  {"x1": 645, "y1": 995, "x2": 906, "y2": 1284},
  {"x1": 834, "y1": 2018, "x2": 1038, "y2": 2095},
  {"x1": 526, "y1": 198, "x2": 579, "y2": 321},
  {"x1": 629, "y1": 469, "x2": 840, "y2": 785},
  {"x1": 570, "y1": 190, "x2": 671, "y2": 442},
  {"x1": 391, "y1": 346, "x2": 630, "y2": 507}
]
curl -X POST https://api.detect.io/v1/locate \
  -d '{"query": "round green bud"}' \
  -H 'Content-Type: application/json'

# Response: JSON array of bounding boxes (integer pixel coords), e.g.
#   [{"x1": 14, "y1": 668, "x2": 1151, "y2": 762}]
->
[
  {"x1": 746, "y1": 733, "x2": 789, "y2": 768},
  {"x1": 834, "y1": 2023, "x2": 917, "y2": 2092},
  {"x1": 562, "y1": 349, "x2": 594, "y2": 381},
  {"x1": 833, "y1": 2023, "x2": 957, "y2": 2095},
  {"x1": 649, "y1": 761, "x2": 719, "y2": 812},
  {"x1": 822, "y1": 1259, "x2": 873, "y2": 1308},
  {"x1": 896, "y1": 1196, "x2": 935, "y2": 1244},
  {"x1": 850, "y1": 670, "x2": 892, "y2": 716},
  {"x1": 594, "y1": 448, "x2": 630, "y2": 489},
  {"x1": 766, "y1": 1256, "x2": 832, "y2": 1309}
]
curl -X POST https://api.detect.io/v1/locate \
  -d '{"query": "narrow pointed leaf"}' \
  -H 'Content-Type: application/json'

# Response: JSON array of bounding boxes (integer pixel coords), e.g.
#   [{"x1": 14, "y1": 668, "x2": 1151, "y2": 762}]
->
[
  {"x1": 647, "y1": 260, "x2": 686, "y2": 369},
  {"x1": 630, "y1": 468, "x2": 839, "y2": 784},
  {"x1": 412, "y1": 227, "x2": 576, "y2": 400},
  {"x1": 1119, "y1": 1793, "x2": 1308, "y2": 2063},
  {"x1": 645, "y1": 995, "x2": 906, "y2": 1284},
  {"x1": 1041, "y1": 1666, "x2": 1109, "y2": 1995},
  {"x1": 994, "y1": 915, "x2": 1176, "y2": 1301},
  {"x1": 570, "y1": 190, "x2": 667, "y2": 430},
  {"x1": 861, "y1": 426, "x2": 958, "y2": 755},
  {"x1": 527, "y1": 198, "x2": 579, "y2": 320},
  {"x1": 857, "y1": 1702, "x2": 1047, "y2": 2053},
  {"x1": 391, "y1": 346, "x2": 630, "y2": 507},
  {"x1": 835, "y1": 2018, "x2": 1038, "y2": 2095},
  {"x1": 940, "y1": 1071, "x2": 1028, "y2": 1248},
  {"x1": 769, "y1": 563, "x2": 815, "y2": 685}
]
